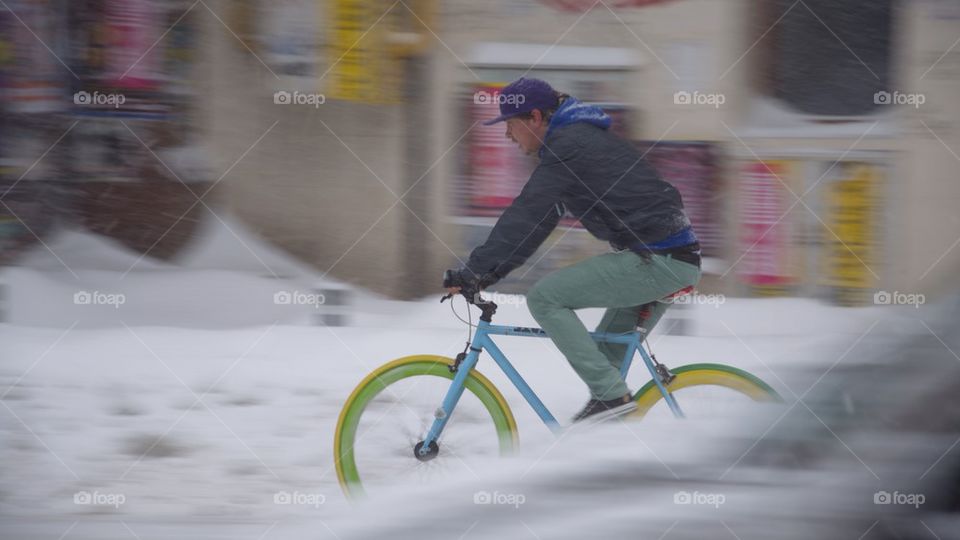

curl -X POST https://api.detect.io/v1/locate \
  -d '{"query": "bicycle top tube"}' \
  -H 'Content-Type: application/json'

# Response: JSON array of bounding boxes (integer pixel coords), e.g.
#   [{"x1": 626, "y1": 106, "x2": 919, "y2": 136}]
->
[
  {"x1": 478, "y1": 320, "x2": 643, "y2": 346},
  {"x1": 442, "y1": 289, "x2": 643, "y2": 346}
]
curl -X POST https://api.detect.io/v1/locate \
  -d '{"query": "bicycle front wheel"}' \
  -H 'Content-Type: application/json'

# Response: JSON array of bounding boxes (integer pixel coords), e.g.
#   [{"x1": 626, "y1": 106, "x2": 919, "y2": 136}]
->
[
  {"x1": 631, "y1": 363, "x2": 782, "y2": 421},
  {"x1": 333, "y1": 355, "x2": 519, "y2": 499}
]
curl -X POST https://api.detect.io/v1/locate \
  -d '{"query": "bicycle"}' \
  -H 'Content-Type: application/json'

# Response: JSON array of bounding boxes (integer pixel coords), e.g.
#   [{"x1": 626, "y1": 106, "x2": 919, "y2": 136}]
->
[{"x1": 334, "y1": 285, "x2": 782, "y2": 498}]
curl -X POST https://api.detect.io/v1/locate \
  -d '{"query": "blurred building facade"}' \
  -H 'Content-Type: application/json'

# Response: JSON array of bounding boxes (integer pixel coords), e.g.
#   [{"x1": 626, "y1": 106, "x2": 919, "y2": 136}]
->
[{"x1": 1, "y1": 0, "x2": 958, "y2": 304}]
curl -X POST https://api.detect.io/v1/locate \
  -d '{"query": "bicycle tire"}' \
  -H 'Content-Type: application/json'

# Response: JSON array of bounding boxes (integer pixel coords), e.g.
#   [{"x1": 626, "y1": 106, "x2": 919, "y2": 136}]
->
[
  {"x1": 334, "y1": 355, "x2": 519, "y2": 498},
  {"x1": 631, "y1": 363, "x2": 782, "y2": 418}
]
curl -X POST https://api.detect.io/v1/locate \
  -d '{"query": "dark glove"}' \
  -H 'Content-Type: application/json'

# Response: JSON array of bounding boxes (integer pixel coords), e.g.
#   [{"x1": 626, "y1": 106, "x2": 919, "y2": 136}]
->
[
  {"x1": 442, "y1": 269, "x2": 498, "y2": 292},
  {"x1": 441, "y1": 270, "x2": 502, "y2": 318}
]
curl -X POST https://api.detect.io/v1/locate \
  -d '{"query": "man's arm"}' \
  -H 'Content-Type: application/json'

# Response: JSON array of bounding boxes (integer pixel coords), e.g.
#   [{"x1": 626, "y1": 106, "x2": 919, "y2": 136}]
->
[{"x1": 463, "y1": 137, "x2": 581, "y2": 285}]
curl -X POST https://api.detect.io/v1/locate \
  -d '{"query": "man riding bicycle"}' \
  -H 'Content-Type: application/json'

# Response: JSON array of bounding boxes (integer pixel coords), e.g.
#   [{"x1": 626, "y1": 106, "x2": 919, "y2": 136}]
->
[{"x1": 444, "y1": 77, "x2": 701, "y2": 422}]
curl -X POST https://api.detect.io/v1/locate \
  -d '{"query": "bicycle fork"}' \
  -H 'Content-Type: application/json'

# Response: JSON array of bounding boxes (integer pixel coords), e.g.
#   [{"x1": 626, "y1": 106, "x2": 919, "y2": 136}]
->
[{"x1": 417, "y1": 346, "x2": 482, "y2": 457}]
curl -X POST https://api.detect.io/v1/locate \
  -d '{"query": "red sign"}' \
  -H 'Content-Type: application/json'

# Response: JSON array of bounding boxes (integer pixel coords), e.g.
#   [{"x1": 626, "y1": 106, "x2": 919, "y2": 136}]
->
[
  {"x1": 103, "y1": 0, "x2": 161, "y2": 90},
  {"x1": 738, "y1": 161, "x2": 793, "y2": 287}
]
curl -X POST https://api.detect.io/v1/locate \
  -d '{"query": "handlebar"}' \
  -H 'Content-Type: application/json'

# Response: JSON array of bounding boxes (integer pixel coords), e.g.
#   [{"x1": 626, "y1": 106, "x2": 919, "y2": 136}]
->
[{"x1": 440, "y1": 287, "x2": 498, "y2": 322}]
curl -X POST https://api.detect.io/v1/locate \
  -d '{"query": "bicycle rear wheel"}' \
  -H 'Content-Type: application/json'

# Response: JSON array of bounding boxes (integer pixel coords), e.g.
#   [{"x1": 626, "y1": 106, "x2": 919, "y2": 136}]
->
[
  {"x1": 334, "y1": 355, "x2": 519, "y2": 498},
  {"x1": 631, "y1": 363, "x2": 782, "y2": 421}
]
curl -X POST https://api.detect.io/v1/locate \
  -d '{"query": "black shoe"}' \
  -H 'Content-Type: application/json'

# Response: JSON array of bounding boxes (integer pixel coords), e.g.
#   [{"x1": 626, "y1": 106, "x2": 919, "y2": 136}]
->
[{"x1": 572, "y1": 394, "x2": 637, "y2": 423}]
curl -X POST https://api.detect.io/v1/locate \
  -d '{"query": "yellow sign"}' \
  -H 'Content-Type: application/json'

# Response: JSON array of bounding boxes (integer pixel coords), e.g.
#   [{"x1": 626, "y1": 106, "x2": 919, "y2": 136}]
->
[
  {"x1": 822, "y1": 163, "x2": 878, "y2": 292},
  {"x1": 327, "y1": 0, "x2": 435, "y2": 103}
]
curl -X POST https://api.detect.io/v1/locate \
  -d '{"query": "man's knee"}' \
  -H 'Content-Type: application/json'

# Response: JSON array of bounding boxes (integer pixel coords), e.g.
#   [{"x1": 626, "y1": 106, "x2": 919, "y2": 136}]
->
[{"x1": 526, "y1": 279, "x2": 557, "y2": 317}]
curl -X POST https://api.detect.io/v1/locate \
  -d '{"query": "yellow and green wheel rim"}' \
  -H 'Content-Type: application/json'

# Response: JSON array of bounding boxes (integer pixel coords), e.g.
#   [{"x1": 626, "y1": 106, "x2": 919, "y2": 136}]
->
[
  {"x1": 631, "y1": 363, "x2": 782, "y2": 419},
  {"x1": 333, "y1": 355, "x2": 518, "y2": 499}
]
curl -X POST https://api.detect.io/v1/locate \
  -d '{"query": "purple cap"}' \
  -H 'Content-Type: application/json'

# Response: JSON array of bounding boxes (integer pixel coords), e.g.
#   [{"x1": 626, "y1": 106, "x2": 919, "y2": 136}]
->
[{"x1": 482, "y1": 77, "x2": 559, "y2": 126}]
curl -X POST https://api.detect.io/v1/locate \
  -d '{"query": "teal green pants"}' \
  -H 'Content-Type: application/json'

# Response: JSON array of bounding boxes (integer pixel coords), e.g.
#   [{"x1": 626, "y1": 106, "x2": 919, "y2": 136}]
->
[{"x1": 526, "y1": 251, "x2": 701, "y2": 401}]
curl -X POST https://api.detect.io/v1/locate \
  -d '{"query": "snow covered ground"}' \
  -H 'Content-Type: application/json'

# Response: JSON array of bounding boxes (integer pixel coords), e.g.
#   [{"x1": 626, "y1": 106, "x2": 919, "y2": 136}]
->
[{"x1": 0, "y1": 217, "x2": 928, "y2": 538}]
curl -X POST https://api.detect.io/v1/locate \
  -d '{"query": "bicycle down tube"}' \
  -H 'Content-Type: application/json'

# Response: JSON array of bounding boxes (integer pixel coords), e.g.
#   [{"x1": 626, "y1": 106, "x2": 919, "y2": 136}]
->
[{"x1": 419, "y1": 319, "x2": 685, "y2": 452}]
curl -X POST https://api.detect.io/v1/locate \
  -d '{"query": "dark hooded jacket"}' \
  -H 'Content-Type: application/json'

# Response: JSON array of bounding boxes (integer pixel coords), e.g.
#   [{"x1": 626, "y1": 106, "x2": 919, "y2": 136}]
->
[{"x1": 465, "y1": 97, "x2": 692, "y2": 285}]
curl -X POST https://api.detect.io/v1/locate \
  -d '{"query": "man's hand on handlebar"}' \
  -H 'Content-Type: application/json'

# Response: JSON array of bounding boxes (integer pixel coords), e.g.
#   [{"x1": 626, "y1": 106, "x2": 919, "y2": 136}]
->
[
  {"x1": 442, "y1": 269, "x2": 474, "y2": 300},
  {"x1": 441, "y1": 269, "x2": 498, "y2": 303},
  {"x1": 441, "y1": 269, "x2": 500, "y2": 321}
]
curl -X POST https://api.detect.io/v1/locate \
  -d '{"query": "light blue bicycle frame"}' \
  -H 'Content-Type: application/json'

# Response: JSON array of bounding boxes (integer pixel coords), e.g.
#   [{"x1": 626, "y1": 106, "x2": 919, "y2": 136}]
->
[{"x1": 419, "y1": 319, "x2": 685, "y2": 453}]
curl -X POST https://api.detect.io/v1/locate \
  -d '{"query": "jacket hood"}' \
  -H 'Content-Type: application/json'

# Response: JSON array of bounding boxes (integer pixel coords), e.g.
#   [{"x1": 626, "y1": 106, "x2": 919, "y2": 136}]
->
[{"x1": 539, "y1": 97, "x2": 611, "y2": 158}]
